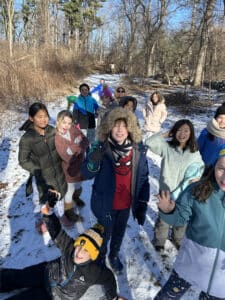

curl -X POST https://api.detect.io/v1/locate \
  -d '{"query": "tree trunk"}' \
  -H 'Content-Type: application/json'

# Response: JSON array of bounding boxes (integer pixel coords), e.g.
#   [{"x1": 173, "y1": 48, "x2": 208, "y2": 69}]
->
[{"x1": 193, "y1": 0, "x2": 216, "y2": 86}]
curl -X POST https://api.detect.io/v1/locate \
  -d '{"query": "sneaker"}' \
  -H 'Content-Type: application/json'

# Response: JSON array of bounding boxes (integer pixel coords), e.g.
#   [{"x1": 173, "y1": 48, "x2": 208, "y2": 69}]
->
[
  {"x1": 109, "y1": 255, "x2": 123, "y2": 272},
  {"x1": 59, "y1": 214, "x2": 74, "y2": 228}
]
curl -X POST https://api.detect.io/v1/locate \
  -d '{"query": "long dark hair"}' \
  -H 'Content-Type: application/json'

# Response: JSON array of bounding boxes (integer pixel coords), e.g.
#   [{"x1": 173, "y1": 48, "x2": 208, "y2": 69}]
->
[
  {"x1": 19, "y1": 102, "x2": 49, "y2": 131},
  {"x1": 192, "y1": 166, "x2": 215, "y2": 202},
  {"x1": 168, "y1": 119, "x2": 198, "y2": 152}
]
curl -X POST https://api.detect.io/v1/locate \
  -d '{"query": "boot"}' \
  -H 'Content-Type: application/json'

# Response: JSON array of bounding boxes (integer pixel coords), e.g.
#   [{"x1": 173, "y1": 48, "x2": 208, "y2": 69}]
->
[
  {"x1": 64, "y1": 202, "x2": 83, "y2": 223},
  {"x1": 72, "y1": 187, "x2": 85, "y2": 207}
]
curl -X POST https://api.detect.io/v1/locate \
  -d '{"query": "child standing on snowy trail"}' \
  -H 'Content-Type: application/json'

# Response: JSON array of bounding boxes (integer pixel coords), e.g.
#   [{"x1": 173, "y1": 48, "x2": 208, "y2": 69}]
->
[
  {"x1": 18, "y1": 102, "x2": 69, "y2": 232},
  {"x1": 198, "y1": 102, "x2": 225, "y2": 168},
  {"x1": 0, "y1": 190, "x2": 126, "y2": 300},
  {"x1": 90, "y1": 78, "x2": 105, "y2": 98},
  {"x1": 55, "y1": 110, "x2": 89, "y2": 224},
  {"x1": 81, "y1": 107, "x2": 150, "y2": 272},
  {"x1": 99, "y1": 83, "x2": 114, "y2": 105},
  {"x1": 142, "y1": 91, "x2": 167, "y2": 137},
  {"x1": 72, "y1": 83, "x2": 99, "y2": 144},
  {"x1": 145, "y1": 119, "x2": 204, "y2": 251},
  {"x1": 154, "y1": 148, "x2": 225, "y2": 300}
]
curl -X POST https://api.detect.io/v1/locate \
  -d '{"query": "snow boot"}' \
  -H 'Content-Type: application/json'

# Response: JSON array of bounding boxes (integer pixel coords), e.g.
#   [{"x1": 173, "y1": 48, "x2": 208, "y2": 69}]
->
[
  {"x1": 72, "y1": 187, "x2": 85, "y2": 207},
  {"x1": 108, "y1": 255, "x2": 123, "y2": 272},
  {"x1": 64, "y1": 202, "x2": 83, "y2": 223}
]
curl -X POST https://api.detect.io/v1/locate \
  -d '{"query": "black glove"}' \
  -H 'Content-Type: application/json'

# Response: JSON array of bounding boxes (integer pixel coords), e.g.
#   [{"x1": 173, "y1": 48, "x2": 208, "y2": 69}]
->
[
  {"x1": 47, "y1": 190, "x2": 58, "y2": 208},
  {"x1": 135, "y1": 202, "x2": 147, "y2": 225},
  {"x1": 88, "y1": 141, "x2": 105, "y2": 163}
]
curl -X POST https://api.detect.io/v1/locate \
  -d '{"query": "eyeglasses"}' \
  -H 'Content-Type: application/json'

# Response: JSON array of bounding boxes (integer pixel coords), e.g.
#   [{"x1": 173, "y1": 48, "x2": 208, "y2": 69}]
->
[{"x1": 117, "y1": 89, "x2": 125, "y2": 93}]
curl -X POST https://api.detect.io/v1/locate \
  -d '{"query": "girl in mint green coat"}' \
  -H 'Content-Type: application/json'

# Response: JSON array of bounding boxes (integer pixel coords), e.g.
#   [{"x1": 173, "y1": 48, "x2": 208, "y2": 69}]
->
[{"x1": 146, "y1": 119, "x2": 204, "y2": 250}]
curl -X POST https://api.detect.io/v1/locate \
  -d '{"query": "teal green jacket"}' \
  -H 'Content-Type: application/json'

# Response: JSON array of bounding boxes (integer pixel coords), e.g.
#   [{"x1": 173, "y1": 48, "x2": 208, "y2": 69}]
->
[{"x1": 160, "y1": 183, "x2": 225, "y2": 297}]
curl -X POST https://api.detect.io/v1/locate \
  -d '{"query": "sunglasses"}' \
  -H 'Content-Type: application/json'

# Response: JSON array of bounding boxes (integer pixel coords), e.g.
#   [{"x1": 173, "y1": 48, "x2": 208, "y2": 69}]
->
[{"x1": 117, "y1": 89, "x2": 125, "y2": 93}]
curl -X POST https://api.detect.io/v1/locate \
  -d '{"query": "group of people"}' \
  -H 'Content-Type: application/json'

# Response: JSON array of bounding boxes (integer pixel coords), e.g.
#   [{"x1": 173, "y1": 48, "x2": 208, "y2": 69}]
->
[{"x1": 0, "y1": 78, "x2": 225, "y2": 300}]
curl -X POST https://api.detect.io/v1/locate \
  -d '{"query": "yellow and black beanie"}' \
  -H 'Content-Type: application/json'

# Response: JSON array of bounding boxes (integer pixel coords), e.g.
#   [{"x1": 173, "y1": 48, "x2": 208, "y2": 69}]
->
[{"x1": 74, "y1": 223, "x2": 104, "y2": 260}]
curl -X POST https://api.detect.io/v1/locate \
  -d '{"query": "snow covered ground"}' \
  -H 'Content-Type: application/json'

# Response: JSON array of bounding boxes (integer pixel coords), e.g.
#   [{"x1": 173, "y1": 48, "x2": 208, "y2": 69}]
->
[{"x1": 0, "y1": 73, "x2": 220, "y2": 299}]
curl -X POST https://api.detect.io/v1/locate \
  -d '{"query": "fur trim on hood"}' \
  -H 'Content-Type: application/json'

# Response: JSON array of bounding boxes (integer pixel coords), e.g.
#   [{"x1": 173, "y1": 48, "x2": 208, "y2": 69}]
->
[{"x1": 97, "y1": 107, "x2": 142, "y2": 143}]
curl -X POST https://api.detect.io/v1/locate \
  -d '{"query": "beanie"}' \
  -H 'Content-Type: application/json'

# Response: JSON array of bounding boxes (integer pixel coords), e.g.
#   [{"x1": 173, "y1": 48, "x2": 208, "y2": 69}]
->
[
  {"x1": 214, "y1": 103, "x2": 225, "y2": 119},
  {"x1": 74, "y1": 223, "x2": 104, "y2": 260}
]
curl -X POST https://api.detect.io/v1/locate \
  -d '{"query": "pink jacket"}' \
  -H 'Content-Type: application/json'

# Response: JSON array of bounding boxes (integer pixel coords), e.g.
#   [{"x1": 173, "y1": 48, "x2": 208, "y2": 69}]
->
[
  {"x1": 55, "y1": 126, "x2": 89, "y2": 183},
  {"x1": 143, "y1": 101, "x2": 167, "y2": 133}
]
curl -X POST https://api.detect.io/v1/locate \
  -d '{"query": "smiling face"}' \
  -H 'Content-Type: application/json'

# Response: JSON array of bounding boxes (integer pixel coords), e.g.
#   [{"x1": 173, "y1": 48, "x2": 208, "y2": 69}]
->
[
  {"x1": 29, "y1": 109, "x2": 49, "y2": 134},
  {"x1": 74, "y1": 245, "x2": 91, "y2": 264},
  {"x1": 111, "y1": 120, "x2": 129, "y2": 145},
  {"x1": 57, "y1": 116, "x2": 72, "y2": 135},
  {"x1": 216, "y1": 114, "x2": 225, "y2": 129},
  {"x1": 215, "y1": 156, "x2": 225, "y2": 191},
  {"x1": 175, "y1": 123, "x2": 191, "y2": 148}
]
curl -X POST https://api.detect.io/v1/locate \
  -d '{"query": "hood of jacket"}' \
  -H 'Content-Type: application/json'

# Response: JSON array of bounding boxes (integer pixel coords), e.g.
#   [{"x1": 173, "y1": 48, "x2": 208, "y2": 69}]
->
[{"x1": 97, "y1": 107, "x2": 142, "y2": 143}]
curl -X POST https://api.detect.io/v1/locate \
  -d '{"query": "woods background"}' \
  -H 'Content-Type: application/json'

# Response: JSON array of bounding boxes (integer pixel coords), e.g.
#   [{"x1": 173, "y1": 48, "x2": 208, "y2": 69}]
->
[{"x1": 0, "y1": 0, "x2": 225, "y2": 110}]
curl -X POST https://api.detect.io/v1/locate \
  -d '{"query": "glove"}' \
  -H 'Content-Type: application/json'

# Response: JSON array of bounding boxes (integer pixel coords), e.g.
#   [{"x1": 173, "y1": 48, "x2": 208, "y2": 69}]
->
[
  {"x1": 135, "y1": 202, "x2": 147, "y2": 225},
  {"x1": 88, "y1": 141, "x2": 105, "y2": 163},
  {"x1": 47, "y1": 190, "x2": 59, "y2": 208}
]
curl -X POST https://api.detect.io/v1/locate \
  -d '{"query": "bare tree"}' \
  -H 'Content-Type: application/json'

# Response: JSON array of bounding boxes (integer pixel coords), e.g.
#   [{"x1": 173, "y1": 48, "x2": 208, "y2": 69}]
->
[
  {"x1": 193, "y1": 0, "x2": 216, "y2": 86},
  {"x1": 1, "y1": 0, "x2": 14, "y2": 57}
]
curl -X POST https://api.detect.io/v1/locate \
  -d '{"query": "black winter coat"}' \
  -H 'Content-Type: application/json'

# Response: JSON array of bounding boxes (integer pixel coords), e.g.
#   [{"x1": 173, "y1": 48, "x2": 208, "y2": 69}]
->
[
  {"x1": 19, "y1": 124, "x2": 67, "y2": 204},
  {"x1": 43, "y1": 214, "x2": 118, "y2": 300}
]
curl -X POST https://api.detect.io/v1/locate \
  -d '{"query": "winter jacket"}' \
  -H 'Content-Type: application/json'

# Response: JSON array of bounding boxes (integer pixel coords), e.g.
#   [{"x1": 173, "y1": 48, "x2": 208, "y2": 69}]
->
[
  {"x1": 160, "y1": 183, "x2": 225, "y2": 298},
  {"x1": 146, "y1": 133, "x2": 204, "y2": 193},
  {"x1": 171, "y1": 162, "x2": 204, "y2": 200},
  {"x1": 73, "y1": 95, "x2": 99, "y2": 129},
  {"x1": 19, "y1": 124, "x2": 67, "y2": 204},
  {"x1": 81, "y1": 141, "x2": 149, "y2": 224},
  {"x1": 198, "y1": 127, "x2": 225, "y2": 167},
  {"x1": 143, "y1": 101, "x2": 167, "y2": 133},
  {"x1": 43, "y1": 214, "x2": 118, "y2": 300},
  {"x1": 55, "y1": 126, "x2": 89, "y2": 183}
]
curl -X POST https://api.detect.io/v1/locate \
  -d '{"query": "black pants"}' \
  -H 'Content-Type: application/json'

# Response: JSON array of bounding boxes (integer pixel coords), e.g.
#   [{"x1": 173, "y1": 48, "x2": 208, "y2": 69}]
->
[
  {"x1": 100, "y1": 208, "x2": 130, "y2": 258},
  {"x1": 0, "y1": 262, "x2": 51, "y2": 299},
  {"x1": 154, "y1": 269, "x2": 225, "y2": 300}
]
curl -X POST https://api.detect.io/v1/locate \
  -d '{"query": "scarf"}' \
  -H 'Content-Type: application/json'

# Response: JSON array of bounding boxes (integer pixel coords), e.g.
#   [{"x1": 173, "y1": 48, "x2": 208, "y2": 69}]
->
[
  {"x1": 207, "y1": 118, "x2": 225, "y2": 139},
  {"x1": 108, "y1": 136, "x2": 133, "y2": 163}
]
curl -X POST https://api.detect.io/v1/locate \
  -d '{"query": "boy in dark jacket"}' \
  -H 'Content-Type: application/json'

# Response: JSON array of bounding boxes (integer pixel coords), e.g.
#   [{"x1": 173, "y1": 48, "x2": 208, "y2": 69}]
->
[{"x1": 0, "y1": 191, "x2": 125, "y2": 300}]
